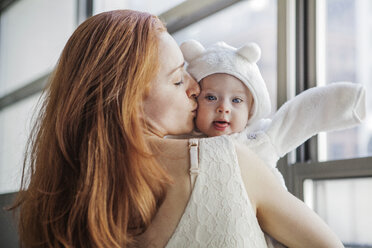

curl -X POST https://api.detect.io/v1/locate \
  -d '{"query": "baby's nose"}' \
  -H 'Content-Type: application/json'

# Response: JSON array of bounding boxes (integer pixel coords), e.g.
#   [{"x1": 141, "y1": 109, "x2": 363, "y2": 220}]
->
[{"x1": 217, "y1": 105, "x2": 230, "y2": 114}]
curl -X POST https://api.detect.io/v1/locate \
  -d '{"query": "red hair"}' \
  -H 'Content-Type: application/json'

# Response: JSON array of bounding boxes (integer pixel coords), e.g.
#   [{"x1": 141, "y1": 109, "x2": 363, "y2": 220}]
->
[{"x1": 11, "y1": 10, "x2": 171, "y2": 247}]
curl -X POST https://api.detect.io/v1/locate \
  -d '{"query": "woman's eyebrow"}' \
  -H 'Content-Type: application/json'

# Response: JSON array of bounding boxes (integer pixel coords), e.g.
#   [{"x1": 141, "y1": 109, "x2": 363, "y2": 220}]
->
[{"x1": 168, "y1": 62, "x2": 185, "y2": 76}]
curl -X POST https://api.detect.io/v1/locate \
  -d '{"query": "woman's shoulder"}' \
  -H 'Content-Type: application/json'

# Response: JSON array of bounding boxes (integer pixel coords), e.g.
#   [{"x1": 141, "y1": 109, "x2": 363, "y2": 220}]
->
[
  {"x1": 232, "y1": 140, "x2": 278, "y2": 212},
  {"x1": 234, "y1": 139, "x2": 267, "y2": 166}
]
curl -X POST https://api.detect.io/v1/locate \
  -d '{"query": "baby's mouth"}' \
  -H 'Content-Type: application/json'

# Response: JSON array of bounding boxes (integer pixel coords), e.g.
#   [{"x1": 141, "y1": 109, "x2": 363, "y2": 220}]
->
[{"x1": 213, "y1": 120, "x2": 230, "y2": 131}]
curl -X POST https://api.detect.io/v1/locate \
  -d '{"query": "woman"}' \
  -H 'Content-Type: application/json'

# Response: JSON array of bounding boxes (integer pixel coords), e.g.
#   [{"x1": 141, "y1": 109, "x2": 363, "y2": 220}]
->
[{"x1": 12, "y1": 10, "x2": 344, "y2": 247}]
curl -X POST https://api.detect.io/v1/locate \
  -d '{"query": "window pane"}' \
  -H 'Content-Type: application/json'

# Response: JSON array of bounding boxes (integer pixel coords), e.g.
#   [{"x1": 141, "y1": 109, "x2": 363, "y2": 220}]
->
[
  {"x1": 93, "y1": 0, "x2": 185, "y2": 15},
  {"x1": 304, "y1": 178, "x2": 372, "y2": 246},
  {"x1": 0, "y1": 0, "x2": 76, "y2": 97},
  {"x1": 0, "y1": 94, "x2": 41, "y2": 194},
  {"x1": 320, "y1": 0, "x2": 372, "y2": 161},
  {"x1": 172, "y1": 0, "x2": 278, "y2": 112}
]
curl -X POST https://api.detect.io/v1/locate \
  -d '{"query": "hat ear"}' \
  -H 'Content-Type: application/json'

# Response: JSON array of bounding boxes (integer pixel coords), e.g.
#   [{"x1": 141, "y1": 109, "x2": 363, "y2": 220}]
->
[
  {"x1": 180, "y1": 39, "x2": 205, "y2": 63},
  {"x1": 237, "y1": 42, "x2": 261, "y2": 63}
]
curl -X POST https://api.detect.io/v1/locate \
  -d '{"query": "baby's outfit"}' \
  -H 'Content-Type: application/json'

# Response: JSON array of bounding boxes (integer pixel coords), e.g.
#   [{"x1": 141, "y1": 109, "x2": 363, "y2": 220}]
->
[{"x1": 165, "y1": 136, "x2": 268, "y2": 248}]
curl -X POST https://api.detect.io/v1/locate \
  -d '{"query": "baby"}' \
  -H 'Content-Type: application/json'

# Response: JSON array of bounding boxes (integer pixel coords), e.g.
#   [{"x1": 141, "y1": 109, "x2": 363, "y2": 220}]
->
[{"x1": 180, "y1": 40, "x2": 366, "y2": 187}]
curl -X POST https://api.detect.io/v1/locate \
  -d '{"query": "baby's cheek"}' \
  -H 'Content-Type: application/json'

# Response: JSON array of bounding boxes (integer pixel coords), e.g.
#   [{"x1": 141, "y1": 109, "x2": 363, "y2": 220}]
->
[{"x1": 233, "y1": 114, "x2": 249, "y2": 133}]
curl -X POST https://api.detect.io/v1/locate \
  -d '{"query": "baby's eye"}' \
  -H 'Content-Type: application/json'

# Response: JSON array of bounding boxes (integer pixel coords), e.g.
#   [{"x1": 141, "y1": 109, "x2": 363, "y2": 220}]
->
[
  {"x1": 232, "y1": 98, "x2": 243, "y2": 103},
  {"x1": 205, "y1": 95, "x2": 217, "y2": 101}
]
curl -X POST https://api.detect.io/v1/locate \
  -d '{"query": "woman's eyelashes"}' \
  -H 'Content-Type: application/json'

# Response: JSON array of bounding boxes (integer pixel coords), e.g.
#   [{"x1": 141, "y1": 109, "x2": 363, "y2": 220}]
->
[
  {"x1": 174, "y1": 77, "x2": 184, "y2": 86},
  {"x1": 174, "y1": 73, "x2": 185, "y2": 86},
  {"x1": 174, "y1": 80, "x2": 183, "y2": 86}
]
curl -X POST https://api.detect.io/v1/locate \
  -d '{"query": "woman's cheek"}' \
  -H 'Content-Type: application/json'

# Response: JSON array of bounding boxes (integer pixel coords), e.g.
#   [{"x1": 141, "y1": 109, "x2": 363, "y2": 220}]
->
[{"x1": 195, "y1": 106, "x2": 208, "y2": 129}]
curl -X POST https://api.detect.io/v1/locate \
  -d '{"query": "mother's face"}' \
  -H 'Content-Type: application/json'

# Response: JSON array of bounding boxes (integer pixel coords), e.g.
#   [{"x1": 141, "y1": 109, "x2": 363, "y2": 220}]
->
[{"x1": 143, "y1": 32, "x2": 200, "y2": 137}]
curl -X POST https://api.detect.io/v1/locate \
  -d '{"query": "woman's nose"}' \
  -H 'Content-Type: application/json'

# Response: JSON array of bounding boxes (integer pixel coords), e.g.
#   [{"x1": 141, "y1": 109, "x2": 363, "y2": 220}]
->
[{"x1": 185, "y1": 73, "x2": 200, "y2": 99}]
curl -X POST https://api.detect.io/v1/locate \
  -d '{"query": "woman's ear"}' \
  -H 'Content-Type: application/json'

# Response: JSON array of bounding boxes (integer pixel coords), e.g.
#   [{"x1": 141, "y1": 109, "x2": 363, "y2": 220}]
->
[{"x1": 180, "y1": 39, "x2": 205, "y2": 63}]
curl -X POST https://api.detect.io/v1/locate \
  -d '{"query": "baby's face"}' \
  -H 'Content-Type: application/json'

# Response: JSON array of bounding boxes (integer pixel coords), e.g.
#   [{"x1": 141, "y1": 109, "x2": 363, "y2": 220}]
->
[{"x1": 196, "y1": 73, "x2": 253, "y2": 137}]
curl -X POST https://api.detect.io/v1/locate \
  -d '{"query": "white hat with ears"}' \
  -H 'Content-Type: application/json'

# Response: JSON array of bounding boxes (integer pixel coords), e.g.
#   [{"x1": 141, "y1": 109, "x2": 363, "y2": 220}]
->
[{"x1": 180, "y1": 40, "x2": 271, "y2": 124}]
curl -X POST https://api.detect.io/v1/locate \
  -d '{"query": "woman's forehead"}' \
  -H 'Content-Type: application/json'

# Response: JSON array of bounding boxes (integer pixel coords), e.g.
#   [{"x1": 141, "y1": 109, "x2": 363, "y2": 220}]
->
[{"x1": 157, "y1": 32, "x2": 184, "y2": 75}]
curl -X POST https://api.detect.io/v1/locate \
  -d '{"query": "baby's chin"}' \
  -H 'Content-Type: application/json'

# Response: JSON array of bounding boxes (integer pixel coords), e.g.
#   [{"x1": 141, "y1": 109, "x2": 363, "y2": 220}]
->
[{"x1": 203, "y1": 126, "x2": 246, "y2": 137}]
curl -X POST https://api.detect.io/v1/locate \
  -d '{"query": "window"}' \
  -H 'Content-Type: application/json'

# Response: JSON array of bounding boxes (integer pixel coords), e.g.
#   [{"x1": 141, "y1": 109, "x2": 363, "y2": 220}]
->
[
  {"x1": 0, "y1": 94, "x2": 41, "y2": 194},
  {"x1": 319, "y1": 0, "x2": 372, "y2": 161},
  {"x1": 0, "y1": 0, "x2": 76, "y2": 194}
]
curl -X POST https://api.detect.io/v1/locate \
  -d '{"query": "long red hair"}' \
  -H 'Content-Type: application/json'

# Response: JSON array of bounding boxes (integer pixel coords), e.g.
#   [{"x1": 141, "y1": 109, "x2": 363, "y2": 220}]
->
[{"x1": 11, "y1": 10, "x2": 171, "y2": 247}]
